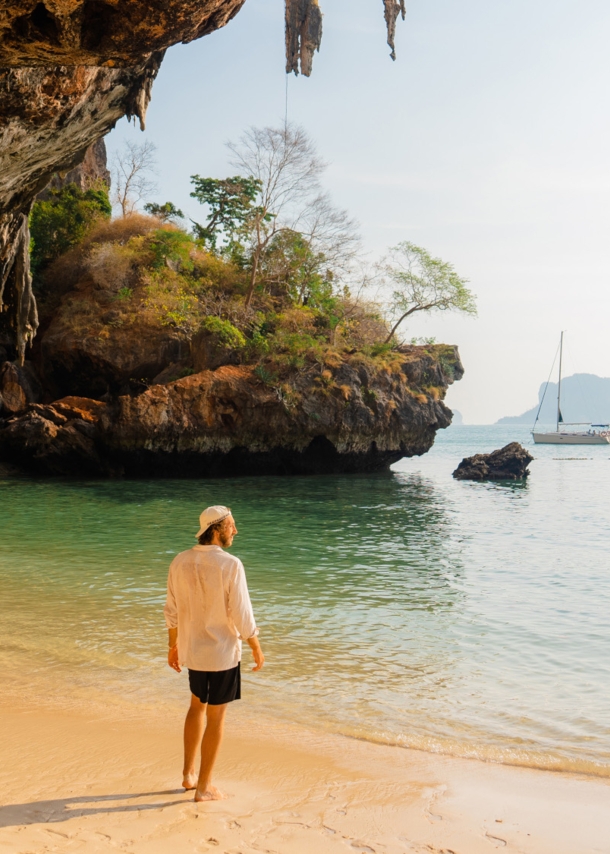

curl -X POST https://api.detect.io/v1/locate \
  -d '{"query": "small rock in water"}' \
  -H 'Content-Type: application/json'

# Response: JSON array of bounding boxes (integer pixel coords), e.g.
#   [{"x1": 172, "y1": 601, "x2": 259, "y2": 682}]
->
[{"x1": 452, "y1": 442, "x2": 533, "y2": 481}]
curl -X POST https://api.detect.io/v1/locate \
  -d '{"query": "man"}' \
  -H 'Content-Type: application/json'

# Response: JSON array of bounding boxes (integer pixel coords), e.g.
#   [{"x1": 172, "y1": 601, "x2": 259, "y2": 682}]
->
[{"x1": 164, "y1": 505, "x2": 264, "y2": 802}]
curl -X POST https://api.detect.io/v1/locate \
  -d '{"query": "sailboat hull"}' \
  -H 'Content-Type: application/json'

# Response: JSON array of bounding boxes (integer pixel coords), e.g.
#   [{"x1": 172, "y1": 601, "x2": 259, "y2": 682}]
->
[{"x1": 532, "y1": 432, "x2": 610, "y2": 445}]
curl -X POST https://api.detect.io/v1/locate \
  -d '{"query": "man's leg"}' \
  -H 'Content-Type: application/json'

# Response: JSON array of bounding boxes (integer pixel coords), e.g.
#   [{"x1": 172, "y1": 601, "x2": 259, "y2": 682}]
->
[
  {"x1": 183, "y1": 693, "x2": 206, "y2": 789},
  {"x1": 194, "y1": 702, "x2": 228, "y2": 801}
]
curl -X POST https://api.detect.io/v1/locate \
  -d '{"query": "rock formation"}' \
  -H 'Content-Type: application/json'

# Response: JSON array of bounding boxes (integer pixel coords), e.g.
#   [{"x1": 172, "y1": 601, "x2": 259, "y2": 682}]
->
[
  {"x1": 38, "y1": 137, "x2": 111, "y2": 199},
  {"x1": 0, "y1": 0, "x2": 244, "y2": 364},
  {"x1": 0, "y1": 56, "x2": 165, "y2": 363},
  {"x1": 452, "y1": 442, "x2": 534, "y2": 481},
  {"x1": 0, "y1": 1, "x2": 406, "y2": 362},
  {"x1": 285, "y1": 0, "x2": 323, "y2": 77},
  {"x1": 0, "y1": 346, "x2": 463, "y2": 477},
  {"x1": 383, "y1": 0, "x2": 406, "y2": 61}
]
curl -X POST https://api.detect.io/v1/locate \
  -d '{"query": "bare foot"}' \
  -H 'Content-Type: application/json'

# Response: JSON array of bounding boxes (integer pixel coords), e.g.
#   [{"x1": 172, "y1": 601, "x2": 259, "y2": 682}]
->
[
  {"x1": 194, "y1": 785, "x2": 226, "y2": 802},
  {"x1": 182, "y1": 773, "x2": 198, "y2": 791}
]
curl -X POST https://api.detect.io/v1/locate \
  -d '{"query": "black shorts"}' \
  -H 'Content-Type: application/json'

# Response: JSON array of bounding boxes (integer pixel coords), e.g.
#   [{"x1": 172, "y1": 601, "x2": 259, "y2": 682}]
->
[{"x1": 188, "y1": 663, "x2": 241, "y2": 705}]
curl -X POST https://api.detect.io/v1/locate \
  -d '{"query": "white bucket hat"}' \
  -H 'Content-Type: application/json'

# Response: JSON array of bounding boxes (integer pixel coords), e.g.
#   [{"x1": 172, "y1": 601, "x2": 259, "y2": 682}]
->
[{"x1": 196, "y1": 505, "x2": 231, "y2": 538}]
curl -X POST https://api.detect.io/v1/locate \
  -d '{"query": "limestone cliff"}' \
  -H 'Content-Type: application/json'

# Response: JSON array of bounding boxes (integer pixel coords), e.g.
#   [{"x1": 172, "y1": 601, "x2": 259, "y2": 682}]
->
[
  {"x1": 0, "y1": 2, "x2": 407, "y2": 363},
  {"x1": 0, "y1": 56, "x2": 165, "y2": 363}
]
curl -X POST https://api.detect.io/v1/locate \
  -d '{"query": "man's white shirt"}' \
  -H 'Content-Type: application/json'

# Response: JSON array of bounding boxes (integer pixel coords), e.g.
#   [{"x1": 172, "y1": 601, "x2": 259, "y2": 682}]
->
[{"x1": 164, "y1": 545, "x2": 257, "y2": 671}]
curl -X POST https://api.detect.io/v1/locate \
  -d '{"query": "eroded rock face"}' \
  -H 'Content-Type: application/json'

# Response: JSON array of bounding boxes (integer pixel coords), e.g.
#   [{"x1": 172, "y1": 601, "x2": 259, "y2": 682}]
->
[
  {"x1": 38, "y1": 137, "x2": 111, "y2": 198},
  {"x1": 0, "y1": 57, "x2": 164, "y2": 362},
  {"x1": 0, "y1": 346, "x2": 463, "y2": 477},
  {"x1": 0, "y1": 1, "x2": 246, "y2": 66},
  {"x1": 0, "y1": 396, "x2": 106, "y2": 476},
  {"x1": 0, "y1": 0, "x2": 246, "y2": 362},
  {"x1": 0, "y1": 360, "x2": 41, "y2": 414},
  {"x1": 452, "y1": 442, "x2": 533, "y2": 481},
  {"x1": 40, "y1": 320, "x2": 188, "y2": 399}
]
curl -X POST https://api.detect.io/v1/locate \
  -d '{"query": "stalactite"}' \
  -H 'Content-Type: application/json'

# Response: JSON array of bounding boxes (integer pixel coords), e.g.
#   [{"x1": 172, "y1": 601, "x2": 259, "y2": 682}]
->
[
  {"x1": 285, "y1": 0, "x2": 405, "y2": 76},
  {"x1": 383, "y1": 0, "x2": 406, "y2": 61},
  {"x1": 0, "y1": 212, "x2": 38, "y2": 365},
  {"x1": 285, "y1": 0, "x2": 323, "y2": 77}
]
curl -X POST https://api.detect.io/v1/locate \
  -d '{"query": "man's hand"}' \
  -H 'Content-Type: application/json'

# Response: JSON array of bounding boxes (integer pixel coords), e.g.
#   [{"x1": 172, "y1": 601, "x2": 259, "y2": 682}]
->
[
  {"x1": 168, "y1": 644, "x2": 181, "y2": 672},
  {"x1": 247, "y1": 636, "x2": 265, "y2": 672},
  {"x1": 168, "y1": 629, "x2": 181, "y2": 673}
]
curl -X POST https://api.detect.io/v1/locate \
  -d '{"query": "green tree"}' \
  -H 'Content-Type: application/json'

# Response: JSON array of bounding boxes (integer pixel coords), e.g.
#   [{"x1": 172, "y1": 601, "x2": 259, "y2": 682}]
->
[
  {"x1": 260, "y1": 229, "x2": 331, "y2": 306},
  {"x1": 382, "y1": 242, "x2": 477, "y2": 345},
  {"x1": 189, "y1": 176, "x2": 262, "y2": 253},
  {"x1": 144, "y1": 201, "x2": 185, "y2": 222},
  {"x1": 30, "y1": 183, "x2": 112, "y2": 277},
  {"x1": 191, "y1": 126, "x2": 359, "y2": 311},
  {"x1": 148, "y1": 229, "x2": 194, "y2": 271}
]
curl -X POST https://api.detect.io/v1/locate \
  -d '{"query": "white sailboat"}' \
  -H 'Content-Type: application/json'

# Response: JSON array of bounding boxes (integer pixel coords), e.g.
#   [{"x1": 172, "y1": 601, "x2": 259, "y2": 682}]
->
[{"x1": 532, "y1": 332, "x2": 610, "y2": 445}]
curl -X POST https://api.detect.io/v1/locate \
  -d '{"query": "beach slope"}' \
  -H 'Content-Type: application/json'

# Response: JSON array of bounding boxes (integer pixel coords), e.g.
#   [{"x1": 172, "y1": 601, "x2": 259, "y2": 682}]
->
[{"x1": 0, "y1": 706, "x2": 608, "y2": 854}]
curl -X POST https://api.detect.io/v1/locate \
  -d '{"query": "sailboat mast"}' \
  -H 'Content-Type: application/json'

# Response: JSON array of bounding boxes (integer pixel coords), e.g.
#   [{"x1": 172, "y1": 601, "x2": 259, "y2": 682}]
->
[{"x1": 557, "y1": 331, "x2": 564, "y2": 432}]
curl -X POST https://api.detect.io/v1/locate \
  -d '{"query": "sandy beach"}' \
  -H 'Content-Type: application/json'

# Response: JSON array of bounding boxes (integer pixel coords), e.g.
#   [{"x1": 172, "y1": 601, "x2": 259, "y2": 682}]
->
[{"x1": 1, "y1": 702, "x2": 608, "y2": 854}]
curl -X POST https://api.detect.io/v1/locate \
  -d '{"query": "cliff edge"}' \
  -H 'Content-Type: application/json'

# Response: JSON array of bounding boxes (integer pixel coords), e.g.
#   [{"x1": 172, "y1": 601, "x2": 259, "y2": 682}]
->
[{"x1": 0, "y1": 346, "x2": 463, "y2": 477}]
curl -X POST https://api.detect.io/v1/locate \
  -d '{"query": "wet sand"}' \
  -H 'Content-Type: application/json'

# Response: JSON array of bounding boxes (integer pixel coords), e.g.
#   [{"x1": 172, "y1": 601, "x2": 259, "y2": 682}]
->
[{"x1": 1, "y1": 703, "x2": 608, "y2": 854}]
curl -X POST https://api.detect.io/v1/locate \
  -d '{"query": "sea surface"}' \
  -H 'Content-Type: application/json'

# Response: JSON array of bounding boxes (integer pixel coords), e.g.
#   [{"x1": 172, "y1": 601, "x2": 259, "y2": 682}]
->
[{"x1": 1, "y1": 425, "x2": 609, "y2": 777}]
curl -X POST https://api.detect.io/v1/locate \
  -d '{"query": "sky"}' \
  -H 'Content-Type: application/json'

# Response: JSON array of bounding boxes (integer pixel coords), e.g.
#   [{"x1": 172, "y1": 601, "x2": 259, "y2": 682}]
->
[{"x1": 106, "y1": 0, "x2": 610, "y2": 423}]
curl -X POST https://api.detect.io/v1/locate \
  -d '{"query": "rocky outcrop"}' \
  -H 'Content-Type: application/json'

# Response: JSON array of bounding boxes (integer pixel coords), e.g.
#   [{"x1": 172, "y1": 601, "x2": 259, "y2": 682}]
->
[
  {"x1": 0, "y1": 56, "x2": 164, "y2": 362},
  {"x1": 0, "y1": 396, "x2": 106, "y2": 476},
  {"x1": 0, "y1": 360, "x2": 41, "y2": 414},
  {"x1": 40, "y1": 317, "x2": 188, "y2": 399},
  {"x1": 0, "y1": 1, "x2": 407, "y2": 360},
  {"x1": 0, "y1": 0, "x2": 245, "y2": 362},
  {"x1": 452, "y1": 442, "x2": 533, "y2": 481},
  {"x1": 0, "y1": 346, "x2": 463, "y2": 477},
  {"x1": 0, "y1": 1, "x2": 246, "y2": 67},
  {"x1": 38, "y1": 138, "x2": 111, "y2": 199}
]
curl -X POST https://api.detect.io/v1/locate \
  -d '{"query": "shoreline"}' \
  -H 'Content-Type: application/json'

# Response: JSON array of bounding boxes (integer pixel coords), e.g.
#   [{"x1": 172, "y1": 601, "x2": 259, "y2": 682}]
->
[{"x1": 1, "y1": 701, "x2": 608, "y2": 853}]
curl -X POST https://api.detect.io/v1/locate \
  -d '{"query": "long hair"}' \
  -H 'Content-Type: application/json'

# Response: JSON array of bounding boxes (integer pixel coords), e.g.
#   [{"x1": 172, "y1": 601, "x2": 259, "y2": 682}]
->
[{"x1": 198, "y1": 520, "x2": 224, "y2": 545}]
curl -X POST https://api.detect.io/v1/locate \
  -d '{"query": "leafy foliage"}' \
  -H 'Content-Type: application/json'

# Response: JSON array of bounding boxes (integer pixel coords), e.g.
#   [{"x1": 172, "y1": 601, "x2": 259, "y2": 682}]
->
[
  {"x1": 148, "y1": 229, "x2": 194, "y2": 271},
  {"x1": 144, "y1": 201, "x2": 185, "y2": 222},
  {"x1": 199, "y1": 316, "x2": 246, "y2": 350},
  {"x1": 382, "y1": 242, "x2": 477, "y2": 344},
  {"x1": 30, "y1": 183, "x2": 111, "y2": 278},
  {"x1": 36, "y1": 125, "x2": 474, "y2": 404},
  {"x1": 190, "y1": 175, "x2": 263, "y2": 253}
]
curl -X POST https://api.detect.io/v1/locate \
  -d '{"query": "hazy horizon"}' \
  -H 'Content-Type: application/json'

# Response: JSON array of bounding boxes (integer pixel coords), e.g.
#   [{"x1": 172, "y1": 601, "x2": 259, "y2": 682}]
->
[{"x1": 105, "y1": 0, "x2": 610, "y2": 424}]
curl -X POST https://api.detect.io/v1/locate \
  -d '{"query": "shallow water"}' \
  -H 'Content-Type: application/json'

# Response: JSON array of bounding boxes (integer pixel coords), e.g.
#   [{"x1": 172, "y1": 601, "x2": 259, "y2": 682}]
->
[{"x1": 1, "y1": 425, "x2": 610, "y2": 775}]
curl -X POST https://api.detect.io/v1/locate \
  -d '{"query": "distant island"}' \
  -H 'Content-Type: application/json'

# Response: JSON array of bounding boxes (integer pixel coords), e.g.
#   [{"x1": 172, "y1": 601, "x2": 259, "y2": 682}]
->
[{"x1": 497, "y1": 374, "x2": 610, "y2": 425}]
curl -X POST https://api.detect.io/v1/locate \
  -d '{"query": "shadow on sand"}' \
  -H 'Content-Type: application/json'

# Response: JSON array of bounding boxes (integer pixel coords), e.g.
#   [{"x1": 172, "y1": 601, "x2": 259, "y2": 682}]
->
[{"x1": 0, "y1": 789, "x2": 193, "y2": 828}]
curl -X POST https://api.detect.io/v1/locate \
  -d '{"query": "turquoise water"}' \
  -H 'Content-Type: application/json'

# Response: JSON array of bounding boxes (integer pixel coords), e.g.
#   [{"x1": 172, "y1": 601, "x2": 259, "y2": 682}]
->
[{"x1": 1, "y1": 425, "x2": 610, "y2": 776}]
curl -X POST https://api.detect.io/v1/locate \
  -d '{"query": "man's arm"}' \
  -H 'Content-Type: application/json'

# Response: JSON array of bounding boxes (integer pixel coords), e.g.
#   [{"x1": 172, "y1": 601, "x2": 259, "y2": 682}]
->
[
  {"x1": 247, "y1": 635, "x2": 265, "y2": 672},
  {"x1": 164, "y1": 563, "x2": 180, "y2": 673},
  {"x1": 168, "y1": 627, "x2": 180, "y2": 672},
  {"x1": 230, "y1": 560, "x2": 265, "y2": 671}
]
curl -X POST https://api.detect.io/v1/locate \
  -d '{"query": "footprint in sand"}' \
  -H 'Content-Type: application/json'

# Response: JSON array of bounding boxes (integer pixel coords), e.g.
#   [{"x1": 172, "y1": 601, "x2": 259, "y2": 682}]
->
[
  {"x1": 350, "y1": 843, "x2": 375, "y2": 853},
  {"x1": 485, "y1": 831, "x2": 507, "y2": 847}
]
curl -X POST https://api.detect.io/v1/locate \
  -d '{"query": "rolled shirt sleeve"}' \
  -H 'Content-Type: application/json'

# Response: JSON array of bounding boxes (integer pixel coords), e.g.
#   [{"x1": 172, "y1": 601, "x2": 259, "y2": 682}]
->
[{"x1": 229, "y1": 559, "x2": 257, "y2": 640}]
